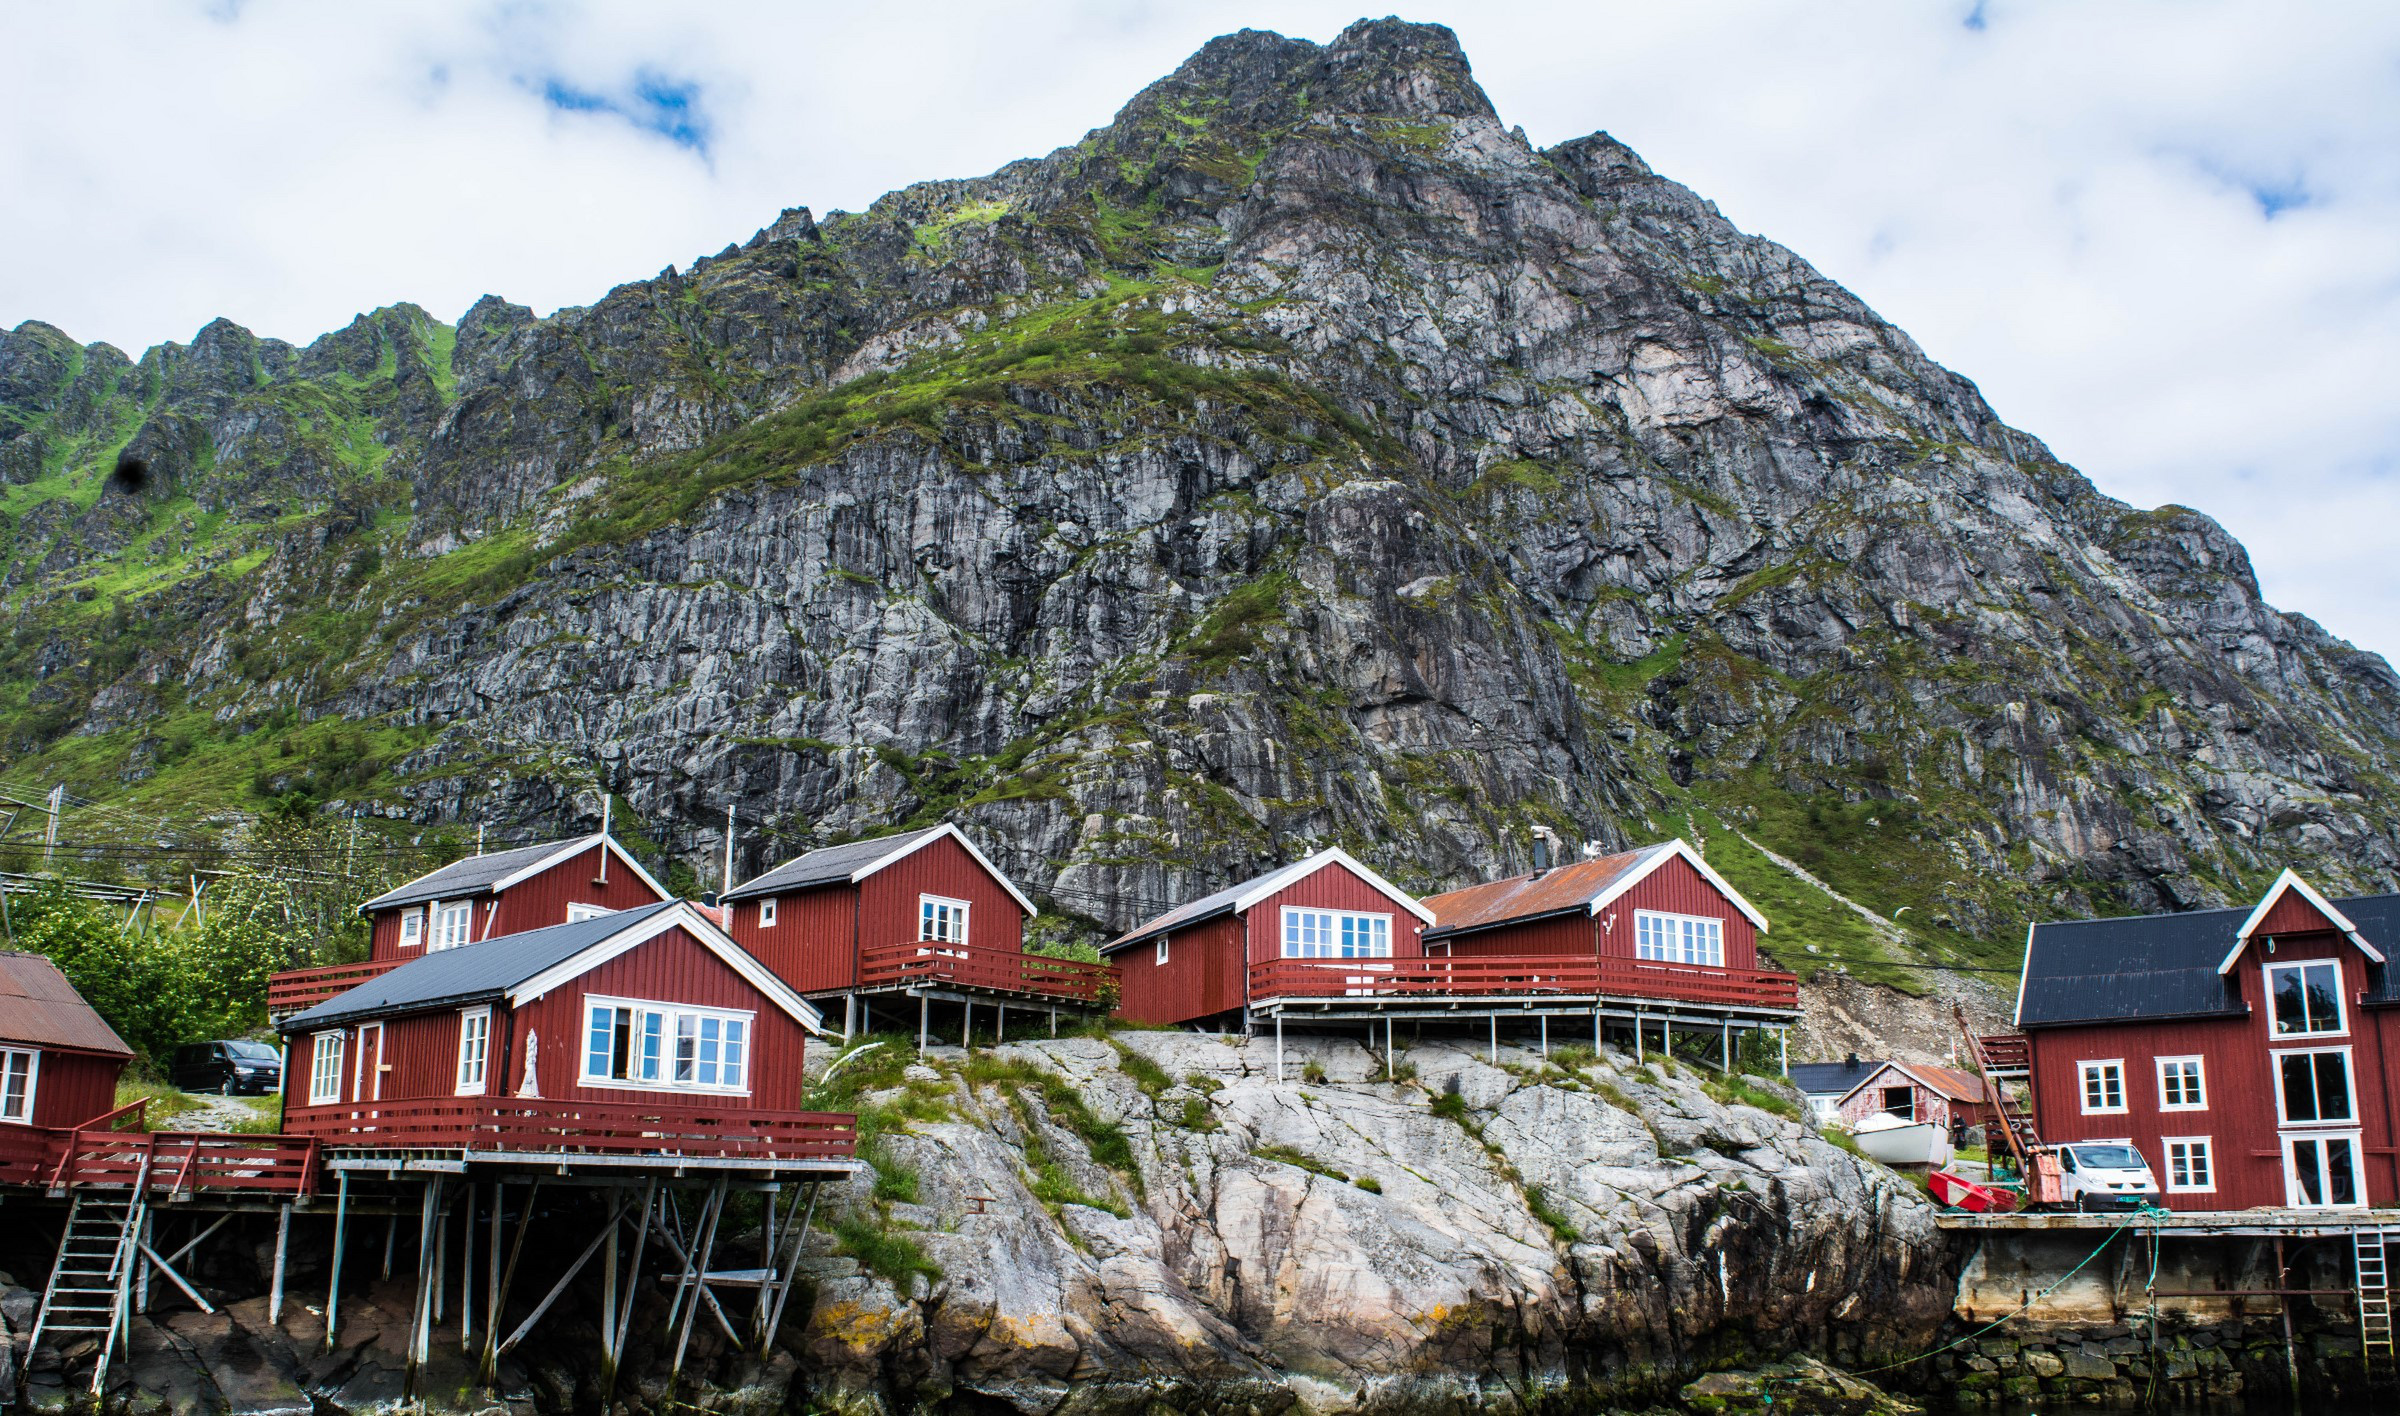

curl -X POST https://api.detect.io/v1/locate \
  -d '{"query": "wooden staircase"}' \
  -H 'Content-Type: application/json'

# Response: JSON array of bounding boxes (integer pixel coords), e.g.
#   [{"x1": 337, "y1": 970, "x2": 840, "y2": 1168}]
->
[
  {"x1": 1955, "y1": 1005, "x2": 2040, "y2": 1174},
  {"x1": 2359, "y1": 1228, "x2": 2395, "y2": 1385},
  {"x1": 27, "y1": 1152, "x2": 153, "y2": 1395}
]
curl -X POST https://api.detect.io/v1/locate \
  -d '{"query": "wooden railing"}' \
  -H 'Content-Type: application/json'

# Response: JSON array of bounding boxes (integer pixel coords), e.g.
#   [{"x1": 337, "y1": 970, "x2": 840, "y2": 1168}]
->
[
  {"x1": 859, "y1": 938, "x2": 1116, "y2": 1004},
  {"x1": 2, "y1": 1121, "x2": 321, "y2": 1197},
  {"x1": 1250, "y1": 954, "x2": 1801, "y2": 1010},
  {"x1": 268, "y1": 958, "x2": 402, "y2": 1015},
  {"x1": 282, "y1": 1095, "x2": 858, "y2": 1163},
  {"x1": 1977, "y1": 1033, "x2": 2030, "y2": 1072}
]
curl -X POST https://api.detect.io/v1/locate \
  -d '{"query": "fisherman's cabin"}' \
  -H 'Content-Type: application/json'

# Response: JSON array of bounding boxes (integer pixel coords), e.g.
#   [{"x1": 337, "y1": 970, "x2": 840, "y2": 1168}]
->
[
  {"x1": 2012, "y1": 869, "x2": 2400, "y2": 1211},
  {"x1": 1834, "y1": 1060, "x2": 1994, "y2": 1146},
  {"x1": 0, "y1": 951, "x2": 137, "y2": 1186},
  {"x1": 725, "y1": 823, "x2": 1109, "y2": 1042}
]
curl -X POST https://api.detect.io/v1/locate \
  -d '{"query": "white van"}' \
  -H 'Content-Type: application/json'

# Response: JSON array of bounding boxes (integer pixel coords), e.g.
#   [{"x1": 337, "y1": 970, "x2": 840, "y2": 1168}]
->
[{"x1": 2055, "y1": 1143, "x2": 2161, "y2": 1209}]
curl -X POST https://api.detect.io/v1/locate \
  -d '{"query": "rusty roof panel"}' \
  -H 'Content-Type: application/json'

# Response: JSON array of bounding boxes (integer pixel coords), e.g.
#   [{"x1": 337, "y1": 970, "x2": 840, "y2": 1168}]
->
[
  {"x1": 0, "y1": 949, "x2": 134, "y2": 1056},
  {"x1": 1421, "y1": 844, "x2": 1670, "y2": 936}
]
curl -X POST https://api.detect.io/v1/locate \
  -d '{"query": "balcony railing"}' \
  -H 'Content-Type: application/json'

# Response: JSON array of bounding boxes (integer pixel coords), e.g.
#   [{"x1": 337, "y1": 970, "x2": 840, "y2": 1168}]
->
[
  {"x1": 1977, "y1": 1033, "x2": 2031, "y2": 1072},
  {"x1": 1, "y1": 1108, "x2": 320, "y2": 1197},
  {"x1": 268, "y1": 958, "x2": 402, "y2": 1015},
  {"x1": 858, "y1": 938, "x2": 1116, "y2": 1004},
  {"x1": 1250, "y1": 954, "x2": 1800, "y2": 1011},
  {"x1": 282, "y1": 1095, "x2": 858, "y2": 1164}
]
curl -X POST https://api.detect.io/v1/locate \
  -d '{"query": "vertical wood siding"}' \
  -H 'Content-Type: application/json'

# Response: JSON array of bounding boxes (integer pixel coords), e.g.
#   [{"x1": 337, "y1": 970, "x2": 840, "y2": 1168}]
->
[
  {"x1": 490, "y1": 846, "x2": 670, "y2": 936},
  {"x1": 26, "y1": 1049, "x2": 125, "y2": 1128},
  {"x1": 2253, "y1": 891, "x2": 2340, "y2": 938},
  {"x1": 730, "y1": 884, "x2": 860, "y2": 993},
  {"x1": 2026, "y1": 927, "x2": 2398, "y2": 1210},
  {"x1": 1114, "y1": 915, "x2": 1247, "y2": 1025},
  {"x1": 1243, "y1": 863, "x2": 1425, "y2": 965},
  {"x1": 1597, "y1": 857, "x2": 1761, "y2": 968},
  {"x1": 1435, "y1": 912, "x2": 1592, "y2": 958},
  {"x1": 1834, "y1": 1064, "x2": 1987, "y2": 1132},
  {"x1": 856, "y1": 835, "x2": 1029, "y2": 959}
]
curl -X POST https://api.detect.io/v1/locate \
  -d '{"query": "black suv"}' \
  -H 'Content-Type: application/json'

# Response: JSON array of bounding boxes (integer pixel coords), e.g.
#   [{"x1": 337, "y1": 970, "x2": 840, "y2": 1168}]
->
[{"x1": 170, "y1": 1040, "x2": 283, "y2": 1095}]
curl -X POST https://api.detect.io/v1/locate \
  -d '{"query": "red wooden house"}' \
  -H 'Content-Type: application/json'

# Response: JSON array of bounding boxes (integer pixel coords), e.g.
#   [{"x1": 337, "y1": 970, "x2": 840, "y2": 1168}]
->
[
  {"x1": 278, "y1": 899, "x2": 848, "y2": 1162},
  {"x1": 2013, "y1": 869, "x2": 2400, "y2": 1211},
  {"x1": 725, "y1": 823, "x2": 1109, "y2": 1040},
  {"x1": 1834, "y1": 1060, "x2": 1993, "y2": 1145},
  {"x1": 0, "y1": 950, "x2": 133, "y2": 1131},
  {"x1": 1106, "y1": 847, "x2": 1436, "y2": 1028}
]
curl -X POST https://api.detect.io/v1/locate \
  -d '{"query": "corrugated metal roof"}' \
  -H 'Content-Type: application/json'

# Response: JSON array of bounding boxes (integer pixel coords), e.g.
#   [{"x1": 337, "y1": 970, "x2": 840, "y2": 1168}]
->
[
  {"x1": 2020, "y1": 890, "x2": 2400, "y2": 1026},
  {"x1": 0, "y1": 950, "x2": 133, "y2": 1057},
  {"x1": 360, "y1": 838, "x2": 582, "y2": 913},
  {"x1": 280, "y1": 900, "x2": 681, "y2": 1031},
  {"x1": 1904, "y1": 1063, "x2": 1990, "y2": 1104},
  {"x1": 1106, "y1": 860, "x2": 1308, "y2": 953},
  {"x1": 724, "y1": 827, "x2": 942, "y2": 902},
  {"x1": 1789, "y1": 1060, "x2": 1878, "y2": 1097},
  {"x1": 1421, "y1": 845, "x2": 1670, "y2": 937}
]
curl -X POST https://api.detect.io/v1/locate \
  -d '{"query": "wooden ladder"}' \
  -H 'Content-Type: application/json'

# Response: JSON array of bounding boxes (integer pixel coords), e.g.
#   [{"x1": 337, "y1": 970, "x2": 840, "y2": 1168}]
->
[
  {"x1": 27, "y1": 1151, "x2": 153, "y2": 1395},
  {"x1": 2359, "y1": 1227, "x2": 2396, "y2": 1384},
  {"x1": 1954, "y1": 1004, "x2": 2039, "y2": 1175}
]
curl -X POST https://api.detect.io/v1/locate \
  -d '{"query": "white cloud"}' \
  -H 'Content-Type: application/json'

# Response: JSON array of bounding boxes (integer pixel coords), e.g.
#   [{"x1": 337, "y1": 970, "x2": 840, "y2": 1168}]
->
[{"x1": 4, "y1": 1, "x2": 2396, "y2": 659}]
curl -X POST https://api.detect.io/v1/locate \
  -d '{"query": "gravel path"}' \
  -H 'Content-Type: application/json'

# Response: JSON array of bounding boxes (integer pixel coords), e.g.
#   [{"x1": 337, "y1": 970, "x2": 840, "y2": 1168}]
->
[{"x1": 170, "y1": 1093, "x2": 268, "y2": 1133}]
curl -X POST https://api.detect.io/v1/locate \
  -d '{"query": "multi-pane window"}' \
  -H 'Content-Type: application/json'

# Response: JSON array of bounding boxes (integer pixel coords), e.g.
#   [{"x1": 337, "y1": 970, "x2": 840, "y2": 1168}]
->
[
  {"x1": 2157, "y1": 1057, "x2": 2207, "y2": 1111},
  {"x1": 920, "y1": 896, "x2": 969, "y2": 945},
  {"x1": 432, "y1": 901, "x2": 474, "y2": 951},
  {"x1": 1281, "y1": 908, "x2": 1392, "y2": 959},
  {"x1": 309, "y1": 1032, "x2": 345, "y2": 1104},
  {"x1": 2079, "y1": 1060, "x2": 2126, "y2": 1114},
  {"x1": 1634, "y1": 910, "x2": 1725, "y2": 967},
  {"x1": 399, "y1": 909, "x2": 424, "y2": 948},
  {"x1": 2277, "y1": 1048, "x2": 2354, "y2": 1124},
  {"x1": 2163, "y1": 1138, "x2": 2214, "y2": 1193},
  {"x1": 0, "y1": 1048, "x2": 34, "y2": 1122},
  {"x1": 2266, "y1": 961, "x2": 2345, "y2": 1037},
  {"x1": 583, "y1": 998, "x2": 750, "y2": 1092},
  {"x1": 2287, "y1": 1134, "x2": 2363, "y2": 1208},
  {"x1": 455, "y1": 1009, "x2": 490, "y2": 1095}
]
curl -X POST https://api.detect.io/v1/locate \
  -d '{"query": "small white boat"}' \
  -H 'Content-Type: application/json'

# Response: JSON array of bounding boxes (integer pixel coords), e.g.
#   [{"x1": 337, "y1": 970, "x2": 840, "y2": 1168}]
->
[{"x1": 1850, "y1": 1113, "x2": 1952, "y2": 1167}]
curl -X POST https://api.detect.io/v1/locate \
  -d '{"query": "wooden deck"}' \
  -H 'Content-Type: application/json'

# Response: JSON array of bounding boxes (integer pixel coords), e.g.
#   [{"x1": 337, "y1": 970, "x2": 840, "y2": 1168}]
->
[
  {"x1": 282, "y1": 1095, "x2": 858, "y2": 1169},
  {"x1": 267, "y1": 958, "x2": 402, "y2": 1015},
  {"x1": 849, "y1": 938, "x2": 1115, "y2": 1006},
  {"x1": 1248, "y1": 955, "x2": 1801, "y2": 1015},
  {"x1": 0, "y1": 1102, "x2": 320, "y2": 1197},
  {"x1": 1939, "y1": 1207, "x2": 2400, "y2": 1236}
]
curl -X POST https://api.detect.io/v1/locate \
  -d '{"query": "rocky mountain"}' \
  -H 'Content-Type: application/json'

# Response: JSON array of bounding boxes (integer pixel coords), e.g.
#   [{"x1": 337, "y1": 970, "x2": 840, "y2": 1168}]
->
[{"x1": 5, "y1": 18, "x2": 2398, "y2": 999}]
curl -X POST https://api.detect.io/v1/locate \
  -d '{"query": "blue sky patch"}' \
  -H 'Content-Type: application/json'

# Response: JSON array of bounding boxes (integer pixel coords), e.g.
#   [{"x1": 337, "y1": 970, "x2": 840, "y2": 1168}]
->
[{"x1": 530, "y1": 68, "x2": 713, "y2": 156}]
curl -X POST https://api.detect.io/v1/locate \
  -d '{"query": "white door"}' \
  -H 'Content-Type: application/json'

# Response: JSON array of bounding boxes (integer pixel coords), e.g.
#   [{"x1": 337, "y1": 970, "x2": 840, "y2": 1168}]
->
[{"x1": 2283, "y1": 1132, "x2": 2364, "y2": 1208}]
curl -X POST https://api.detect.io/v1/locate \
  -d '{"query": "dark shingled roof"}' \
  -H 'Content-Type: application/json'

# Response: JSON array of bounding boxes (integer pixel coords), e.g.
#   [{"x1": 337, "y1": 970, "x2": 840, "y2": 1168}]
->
[
  {"x1": 2019, "y1": 890, "x2": 2400, "y2": 1027},
  {"x1": 723, "y1": 828, "x2": 942, "y2": 902},
  {"x1": 280, "y1": 901, "x2": 680, "y2": 1031},
  {"x1": 0, "y1": 950, "x2": 133, "y2": 1057},
  {"x1": 1789, "y1": 1060, "x2": 1878, "y2": 1097},
  {"x1": 1106, "y1": 861, "x2": 1307, "y2": 954},
  {"x1": 360, "y1": 838, "x2": 587, "y2": 913}
]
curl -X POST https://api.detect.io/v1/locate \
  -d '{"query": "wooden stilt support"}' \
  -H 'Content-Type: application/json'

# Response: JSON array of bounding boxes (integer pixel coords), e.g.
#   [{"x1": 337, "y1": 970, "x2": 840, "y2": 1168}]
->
[
  {"x1": 269, "y1": 1203, "x2": 292, "y2": 1325},
  {"x1": 433, "y1": 1187, "x2": 449, "y2": 1325},
  {"x1": 325, "y1": 1171, "x2": 350, "y2": 1352},
  {"x1": 1720, "y1": 1020, "x2": 1731, "y2": 1071},
  {"x1": 459, "y1": 1183, "x2": 475, "y2": 1350},
  {"x1": 1540, "y1": 1015, "x2": 1548, "y2": 1058},
  {"x1": 404, "y1": 1180, "x2": 440, "y2": 1401},
  {"x1": 845, "y1": 992, "x2": 856, "y2": 1042},
  {"x1": 1594, "y1": 1008, "x2": 1602, "y2": 1055},
  {"x1": 1635, "y1": 1012, "x2": 1645, "y2": 1060},
  {"x1": 480, "y1": 1179, "x2": 542, "y2": 1385},
  {"x1": 135, "y1": 1211, "x2": 153, "y2": 1314},
  {"x1": 964, "y1": 999, "x2": 974, "y2": 1049},
  {"x1": 1275, "y1": 1014, "x2": 1284, "y2": 1082},
  {"x1": 2277, "y1": 1238, "x2": 2302, "y2": 1400},
  {"x1": 494, "y1": 1194, "x2": 620, "y2": 1361},
  {"x1": 1779, "y1": 1028, "x2": 1789, "y2": 1077},
  {"x1": 669, "y1": 1179, "x2": 729, "y2": 1391},
  {"x1": 1049, "y1": 1007, "x2": 1057, "y2": 1038},
  {"x1": 601, "y1": 1180, "x2": 657, "y2": 1403},
  {"x1": 919, "y1": 995, "x2": 929, "y2": 1053},
  {"x1": 759, "y1": 1181, "x2": 821, "y2": 1350},
  {"x1": 650, "y1": 1201, "x2": 742, "y2": 1344},
  {"x1": 997, "y1": 1002, "x2": 1005, "y2": 1044},
  {"x1": 135, "y1": 1238, "x2": 215, "y2": 1312},
  {"x1": 381, "y1": 1213, "x2": 397, "y2": 1282},
  {"x1": 1488, "y1": 1014, "x2": 1497, "y2": 1064},
  {"x1": 1386, "y1": 1018, "x2": 1394, "y2": 1080}
]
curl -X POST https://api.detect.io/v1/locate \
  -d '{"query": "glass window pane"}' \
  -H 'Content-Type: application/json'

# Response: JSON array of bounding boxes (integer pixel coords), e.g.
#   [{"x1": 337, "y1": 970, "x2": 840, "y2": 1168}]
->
[
  {"x1": 2329, "y1": 1139, "x2": 2360, "y2": 1205},
  {"x1": 676, "y1": 1015, "x2": 697, "y2": 1081},
  {"x1": 2281, "y1": 1054, "x2": 2317, "y2": 1121},
  {"x1": 2293, "y1": 1139, "x2": 2325, "y2": 1204},
  {"x1": 641, "y1": 1012, "x2": 663, "y2": 1081},
  {"x1": 587, "y1": 1006, "x2": 612, "y2": 1079},
  {"x1": 2316, "y1": 1053, "x2": 2351, "y2": 1121}
]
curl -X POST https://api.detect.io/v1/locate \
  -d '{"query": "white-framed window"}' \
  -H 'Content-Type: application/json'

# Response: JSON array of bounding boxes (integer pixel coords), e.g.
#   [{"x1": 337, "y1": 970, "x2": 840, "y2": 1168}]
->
[
  {"x1": 309, "y1": 1031, "x2": 345, "y2": 1105},
  {"x1": 431, "y1": 901, "x2": 474, "y2": 951},
  {"x1": 398, "y1": 908, "x2": 424, "y2": 948},
  {"x1": 2078, "y1": 1060, "x2": 2127, "y2": 1114},
  {"x1": 1156, "y1": 937, "x2": 1171, "y2": 966},
  {"x1": 566, "y1": 902, "x2": 613, "y2": 924},
  {"x1": 2284, "y1": 1132, "x2": 2364, "y2": 1208},
  {"x1": 1634, "y1": 910, "x2": 1725, "y2": 967},
  {"x1": 582, "y1": 995, "x2": 751, "y2": 1093},
  {"x1": 2162, "y1": 1137, "x2": 2215, "y2": 1194},
  {"x1": 2157, "y1": 1056, "x2": 2207, "y2": 1111},
  {"x1": 2264, "y1": 960, "x2": 2346, "y2": 1037},
  {"x1": 1281, "y1": 907, "x2": 1392, "y2": 959},
  {"x1": 0, "y1": 1047, "x2": 37, "y2": 1123},
  {"x1": 920, "y1": 895, "x2": 969, "y2": 945},
  {"x1": 2275, "y1": 1047, "x2": 2355, "y2": 1125},
  {"x1": 758, "y1": 897, "x2": 777, "y2": 928},
  {"x1": 455, "y1": 1008, "x2": 491, "y2": 1095}
]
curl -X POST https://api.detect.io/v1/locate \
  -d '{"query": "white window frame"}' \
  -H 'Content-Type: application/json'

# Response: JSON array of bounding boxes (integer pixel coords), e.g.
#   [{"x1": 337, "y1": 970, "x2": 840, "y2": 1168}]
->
[
  {"x1": 1633, "y1": 909, "x2": 1726, "y2": 967},
  {"x1": 2263, "y1": 959, "x2": 2347, "y2": 1038},
  {"x1": 1156, "y1": 936, "x2": 1171, "y2": 966},
  {"x1": 431, "y1": 900, "x2": 474, "y2": 951},
  {"x1": 2272, "y1": 1045, "x2": 2356, "y2": 1126},
  {"x1": 0, "y1": 1046, "x2": 38, "y2": 1124},
  {"x1": 2078, "y1": 1059, "x2": 2127, "y2": 1115},
  {"x1": 397, "y1": 907, "x2": 424, "y2": 949},
  {"x1": 920, "y1": 895, "x2": 970, "y2": 946},
  {"x1": 309, "y1": 1031, "x2": 345, "y2": 1105},
  {"x1": 2282, "y1": 1131, "x2": 2366, "y2": 1209},
  {"x1": 2156, "y1": 1055, "x2": 2208, "y2": 1112},
  {"x1": 1280, "y1": 906, "x2": 1393, "y2": 959},
  {"x1": 580, "y1": 993, "x2": 753, "y2": 1095},
  {"x1": 759, "y1": 897, "x2": 777, "y2": 928},
  {"x1": 566, "y1": 901, "x2": 613, "y2": 924},
  {"x1": 455, "y1": 1007, "x2": 491, "y2": 1096},
  {"x1": 2161, "y1": 1136, "x2": 2215, "y2": 1194}
]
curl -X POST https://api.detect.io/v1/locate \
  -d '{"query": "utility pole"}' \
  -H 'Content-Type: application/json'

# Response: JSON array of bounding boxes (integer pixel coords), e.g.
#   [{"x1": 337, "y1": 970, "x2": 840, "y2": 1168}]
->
[
  {"x1": 723, "y1": 802, "x2": 736, "y2": 897},
  {"x1": 43, "y1": 784, "x2": 63, "y2": 864}
]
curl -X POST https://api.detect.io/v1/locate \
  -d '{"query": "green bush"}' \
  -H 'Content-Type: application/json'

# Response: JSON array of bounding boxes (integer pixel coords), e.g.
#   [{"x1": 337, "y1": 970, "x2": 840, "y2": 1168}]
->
[{"x1": 831, "y1": 1215, "x2": 943, "y2": 1290}]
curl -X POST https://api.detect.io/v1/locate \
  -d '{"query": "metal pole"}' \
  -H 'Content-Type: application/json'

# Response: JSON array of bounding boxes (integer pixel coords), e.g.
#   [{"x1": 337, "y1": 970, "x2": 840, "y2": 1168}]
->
[
  {"x1": 1489, "y1": 1014, "x2": 1497, "y2": 1064},
  {"x1": 460, "y1": 1184, "x2": 475, "y2": 1349},
  {"x1": 325, "y1": 1172, "x2": 350, "y2": 1352},
  {"x1": 919, "y1": 996, "x2": 929, "y2": 1053},
  {"x1": 997, "y1": 1002, "x2": 1005, "y2": 1044},
  {"x1": 1386, "y1": 1018, "x2": 1394, "y2": 1080},
  {"x1": 1594, "y1": 1008, "x2": 1601, "y2": 1054},
  {"x1": 1540, "y1": 1015, "x2": 1548, "y2": 1059},
  {"x1": 1636, "y1": 1013, "x2": 1644, "y2": 1060},
  {"x1": 269, "y1": 1204, "x2": 292, "y2": 1325},
  {"x1": 964, "y1": 999, "x2": 973, "y2": 1049},
  {"x1": 1721, "y1": 1021, "x2": 1731, "y2": 1071},
  {"x1": 1779, "y1": 1028, "x2": 1789, "y2": 1077}
]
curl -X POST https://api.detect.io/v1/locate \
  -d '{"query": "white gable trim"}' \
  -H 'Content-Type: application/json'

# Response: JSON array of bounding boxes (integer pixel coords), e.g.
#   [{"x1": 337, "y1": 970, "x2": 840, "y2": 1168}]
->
[
  {"x1": 2216, "y1": 868, "x2": 2381, "y2": 974},
  {"x1": 1231, "y1": 847, "x2": 1436, "y2": 925},
  {"x1": 490, "y1": 834, "x2": 672, "y2": 904},
  {"x1": 848, "y1": 824, "x2": 1041, "y2": 917},
  {"x1": 1835, "y1": 1060, "x2": 1982, "y2": 1109},
  {"x1": 508, "y1": 902, "x2": 828, "y2": 1034},
  {"x1": 1588, "y1": 839, "x2": 1770, "y2": 933},
  {"x1": 2012, "y1": 921, "x2": 2036, "y2": 1028}
]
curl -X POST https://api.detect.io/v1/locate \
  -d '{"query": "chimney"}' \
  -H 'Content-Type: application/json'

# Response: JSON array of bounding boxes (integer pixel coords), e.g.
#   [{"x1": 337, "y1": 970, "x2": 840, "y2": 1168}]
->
[{"x1": 1529, "y1": 825, "x2": 1560, "y2": 878}]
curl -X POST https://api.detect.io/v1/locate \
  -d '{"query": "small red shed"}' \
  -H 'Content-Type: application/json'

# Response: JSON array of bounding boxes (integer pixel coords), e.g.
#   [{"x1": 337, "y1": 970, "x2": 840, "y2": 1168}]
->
[
  {"x1": 1835, "y1": 1060, "x2": 1993, "y2": 1143},
  {"x1": 2017, "y1": 869, "x2": 2400, "y2": 1212},
  {"x1": 360, "y1": 833, "x2": 671, "y2": 962},
  {"x1": 0, "y1": 950, "x2": 133, "y2": 1130},
  {"x1": 279, "y1": 900, "x2": 827, "y2": 1126},
  {"x1": 1106, "y1": 848, "x2": 1435, "y2": 1027}
]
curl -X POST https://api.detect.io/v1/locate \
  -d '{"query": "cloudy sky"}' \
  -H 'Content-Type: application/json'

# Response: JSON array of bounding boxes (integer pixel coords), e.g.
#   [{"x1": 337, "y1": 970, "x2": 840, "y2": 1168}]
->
[{"x1": 5, "y1": 2, "x2": 2396, "y2": 659}]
